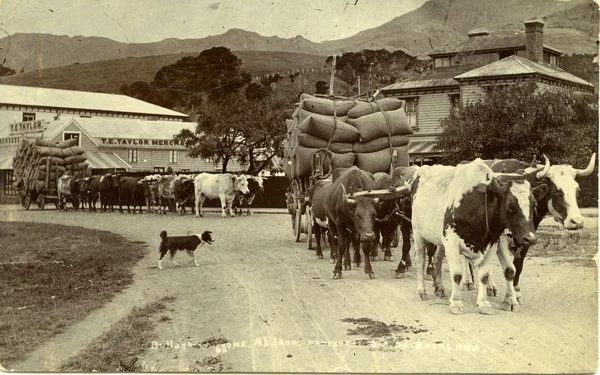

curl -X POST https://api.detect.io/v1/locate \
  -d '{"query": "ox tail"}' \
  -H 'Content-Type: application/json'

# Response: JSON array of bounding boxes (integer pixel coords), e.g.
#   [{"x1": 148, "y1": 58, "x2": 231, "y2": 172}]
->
[{"x1": 160, "y1": 230, "x2": 168, "y2": 240}]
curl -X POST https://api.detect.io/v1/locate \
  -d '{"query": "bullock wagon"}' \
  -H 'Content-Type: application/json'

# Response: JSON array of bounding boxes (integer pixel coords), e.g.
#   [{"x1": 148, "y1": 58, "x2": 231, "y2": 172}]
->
[
  {"x1": 11, "y1": 137, "x2": 89, "y2": 210},
  {"x1": 283, "y1": 91, "x2": 413, "y2": 248}
]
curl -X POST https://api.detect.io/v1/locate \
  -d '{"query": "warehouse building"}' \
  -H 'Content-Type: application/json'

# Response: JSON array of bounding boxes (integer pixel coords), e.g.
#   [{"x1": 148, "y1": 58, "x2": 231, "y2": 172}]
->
[{"x1": 0, "y1": 84, "x2": 242, "y2": 202}]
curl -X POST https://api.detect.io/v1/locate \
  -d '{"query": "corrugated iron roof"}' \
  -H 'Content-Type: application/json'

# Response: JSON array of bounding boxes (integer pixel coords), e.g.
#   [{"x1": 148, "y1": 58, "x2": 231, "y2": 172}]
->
[
  {"x1": 454, "y1": 55, "x2": 593, "y2": 88},
  {"x1": 382, "y1": 78, "x2": 459, "y2": 92},
  {"x1": 429, "y1": 32, "x2": 562, "y2": 57},
  {"x1": 0, "y1": 84, "x2": 188, "y2": 118},
  {"x1": 86, "y1": 151, "x2": 132, "y2": 169}
]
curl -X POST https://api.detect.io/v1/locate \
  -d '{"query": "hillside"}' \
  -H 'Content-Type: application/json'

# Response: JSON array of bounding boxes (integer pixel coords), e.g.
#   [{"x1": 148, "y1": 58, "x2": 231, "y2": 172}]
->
[
  {"x1": 0, "y1": 51, "x2": 327, "y2": 94},
  {"x1": 0, "y1": 0, "x2": 596, "y2": 74},
  {"x1": 324, "y1": 0, "x2": 598, "y2": 56}
]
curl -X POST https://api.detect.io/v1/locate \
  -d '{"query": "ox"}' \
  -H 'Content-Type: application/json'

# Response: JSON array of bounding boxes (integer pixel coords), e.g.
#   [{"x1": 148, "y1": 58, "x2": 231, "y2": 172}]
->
[
  {"x1": 467, "y1": 153, "x2": 596, "y2": 302},
  {"x1": 57, "y1": 173, "x2": 80, "y2": 210},
  {"x1": 308, "y1": 178, "x2": 334, "y2": 260},
  {"x1": 89, "y1": 173, "x2": 119, "y2": 212},
  {"x1": 411, "y1": 159, "x2": 547, "y2": 315},
  {"x1": 173, "y1": 175, "x2": 196, "y2": 214},
  {"x1": 194, "y1": 173, "x2": 250, "y2": 217},
  {"x1": 156, "y1": 175, "x2": 177, "y2": 214},
  {"x1": 117, "y1": 176, "x2": 148, "y2": 214},
  {"x1": 233, "y1": 175, "x2": 265, "y2": 215},
  {"x1": 325, "y1": 166, "x2": 409, "y2": 279}
]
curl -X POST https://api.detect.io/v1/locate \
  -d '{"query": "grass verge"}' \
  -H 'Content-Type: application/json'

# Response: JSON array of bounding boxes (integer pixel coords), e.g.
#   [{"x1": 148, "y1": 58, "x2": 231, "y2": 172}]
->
[
  {"x1": 0, "y1": 222, "x2": 147, "y2": 367},
  {"x1": 60, "y1": 296, "x2": 176, "y2": 372}
]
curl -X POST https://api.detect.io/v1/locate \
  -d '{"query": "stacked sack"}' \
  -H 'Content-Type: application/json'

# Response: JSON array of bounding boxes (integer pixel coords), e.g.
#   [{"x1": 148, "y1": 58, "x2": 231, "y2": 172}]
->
[
  {"x1": 284, "y1": 94, "x2": 412, "y2": 180},
  {"x1": 12, "y1": 138, "x2": 89, "y2": 193}
]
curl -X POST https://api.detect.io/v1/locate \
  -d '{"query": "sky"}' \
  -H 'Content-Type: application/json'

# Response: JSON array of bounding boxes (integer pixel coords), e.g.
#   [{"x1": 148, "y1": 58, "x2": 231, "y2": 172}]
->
[{"x1": 0, "y1": 0, "x2": 428, "y2": 43}]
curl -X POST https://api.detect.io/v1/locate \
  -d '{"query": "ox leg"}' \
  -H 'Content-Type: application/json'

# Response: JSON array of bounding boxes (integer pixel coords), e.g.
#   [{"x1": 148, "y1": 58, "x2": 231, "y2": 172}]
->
[
  {"x1": 413, "y1": 234, "x2": 428, "y2": 297},
  {"x1": 512, "y1": 249, "x2": 527, "y2": 304},
  {"x1": 332, "y1": 226, "x2": 346, "y2": 279},
  {"x1": 460, "y1": 256, "x2": 474, "y2": 290},
  {"x1": 362, "y1": 240, "x2": 375, "y2": 279},
  {"x1": 314, "y1": 222, "x2": 324, "y2": 259},
  {"x1": 219, "y1": 193, "x2": 228, "y2": 217},
  {"x1": 431, "y1": 245, "x2": 446, "y2": 297},
  {"x1": 396, "y1": 222, "x2": 412, "y2": 274},
  {"x1": 487, "y1": 270, "x2": 498, "y2": 297},
  {"x1": 474, "y1": 244, "x2": 499, "y2": 315},
  {"x1": 195, "y1": 191, "x2": 204, "y2": 217},
  {"x1": 383, "y1": 224, "x2": 396, "y2": 261},
  {"x1": 328, "y1": 225, "x2": 339, "y2": 263},
  {"x1": 353, "y1": 237, "x2": 361, "y2": 267},
  {"x1": 497, "y1": 236, "x2": 519, "y2": 312},
  {"x1": 343, "y1": 232, "x2": 353, "y2": 271},
  {"x1": 443, "y1": 234, "x2": 466, "y2": 315}
]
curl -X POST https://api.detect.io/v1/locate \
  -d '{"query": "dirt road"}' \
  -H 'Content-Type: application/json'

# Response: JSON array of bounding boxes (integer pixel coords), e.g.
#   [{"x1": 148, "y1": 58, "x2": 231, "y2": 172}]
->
[{"x1": 2, "y1": 207, "x2": 597, "y2": 373}]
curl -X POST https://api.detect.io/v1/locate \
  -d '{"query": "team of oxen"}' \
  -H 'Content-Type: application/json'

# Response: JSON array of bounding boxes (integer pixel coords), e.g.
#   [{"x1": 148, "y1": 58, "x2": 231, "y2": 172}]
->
[
  {"x1": 308, "y1": 153, "x2": 596, "y2": 315},
  {"x1": 55, "y1": 172, "x2": 263, "y2": 217}
]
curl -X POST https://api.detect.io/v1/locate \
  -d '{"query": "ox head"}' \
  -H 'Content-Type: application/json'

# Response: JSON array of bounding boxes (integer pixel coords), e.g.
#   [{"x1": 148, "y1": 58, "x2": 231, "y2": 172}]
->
[
  {"x1": 481, "y1": 174, "x2": 548, "y2": 247},
  {"x1": 233, "y1": 174, "x2": 250, "y2": 195},
  {"x1": 530, "y1": 153, "x2": 596, "y2": 230},
  {"x1": 342, "y1": 184, "x2": 378, "y2": 243}
]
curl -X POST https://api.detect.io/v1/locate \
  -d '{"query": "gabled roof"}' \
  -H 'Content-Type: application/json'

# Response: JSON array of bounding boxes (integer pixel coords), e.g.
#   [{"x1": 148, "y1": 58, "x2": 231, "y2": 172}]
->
[
  {"x1": 454, "y1": 55, "x2": 593, "y2": 89},
  {"x1": 62, "y1": 117, "x2": 197, "y2": 141},
  {"x1": 429, "y1": 33, "x2": 562, "y2": 58},
  {"x1": 382, "y1": 78, "x2": 459, "y2": 92},
  {"x1": 0, "y1": 84, "x2": 188, "y2": 118}
]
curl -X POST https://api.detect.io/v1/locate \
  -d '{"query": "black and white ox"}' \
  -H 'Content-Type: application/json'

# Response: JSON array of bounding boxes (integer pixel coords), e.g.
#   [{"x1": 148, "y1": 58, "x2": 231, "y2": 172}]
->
[
  {"x1": 194, "y1": 173, "x2": 250, "y2": 217},
  {"x1": 57, "y1": 173, "x2": 80, "y2": 210},
  {"x1": 476, "y1": 153, "x2": 596, "y2": 302},
  {"x1": 411, "y1": 159, "x2": 548, "y2": 315},
  {"x1": 233, "y1": 175, "x2": 265, "y2": 215}
]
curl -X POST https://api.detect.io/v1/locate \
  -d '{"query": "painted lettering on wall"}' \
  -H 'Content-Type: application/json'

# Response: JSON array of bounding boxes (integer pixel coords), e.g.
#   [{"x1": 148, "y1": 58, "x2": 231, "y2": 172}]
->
[
  {"x1": 100, "y1": 138, "x2": 182, "y2": 147},
  {"x1": 9, "y1": 120, "x2": 47, "y2": 134}
]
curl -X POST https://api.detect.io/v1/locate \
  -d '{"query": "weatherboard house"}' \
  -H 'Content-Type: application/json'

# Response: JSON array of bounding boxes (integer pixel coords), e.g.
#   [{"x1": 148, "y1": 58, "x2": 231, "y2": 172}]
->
[
  {"x1": 381, "y1": 19, "x2": 594, "y2": 165},
  {"x1": 0, "y1": 85, "x2": 241, "y2": 202}
]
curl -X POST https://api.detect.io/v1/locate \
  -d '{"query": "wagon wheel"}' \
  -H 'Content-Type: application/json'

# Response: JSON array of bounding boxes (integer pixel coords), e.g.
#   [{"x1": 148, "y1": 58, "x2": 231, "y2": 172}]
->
[
  {"x1": 294, "y1": 200, "x2": 303, "y2": 242},
  {"x1": 37, "y1": 195, "x2": 45, "y2": 210},
  {"x1": 306, "y1": 205, "x2": 314, "y2": 250}
]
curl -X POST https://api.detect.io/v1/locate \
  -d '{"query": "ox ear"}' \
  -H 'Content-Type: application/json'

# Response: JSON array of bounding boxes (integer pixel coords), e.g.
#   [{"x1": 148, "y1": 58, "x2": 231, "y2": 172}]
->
[{"x1": 532, "y1": 184, "x2": 549, "y2": 201}]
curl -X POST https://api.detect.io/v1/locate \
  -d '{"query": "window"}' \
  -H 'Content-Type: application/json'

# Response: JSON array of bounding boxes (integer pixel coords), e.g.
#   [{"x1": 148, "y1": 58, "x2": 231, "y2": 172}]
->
[
  {"x1": 127, "y1": 149, "x2": 138, "y2": 163},
  {"x1": 404, "y1": 97, "x2": 418, "y2": 130},
  {"x1": 22, "y1": 112, "x2": 36, "y2": 122},
  {"x1": 169, "y1": 150, "x2": 178, "y2": 164},
  {"x1": 63, "y1": 131, "x2": 81, "y2": 146},
  {"x1": 449, "y1": 94, "x2": 461, "y2": 112},
  {"x1": 3, "y1": 170, "x2": 17, "y2": 196}
]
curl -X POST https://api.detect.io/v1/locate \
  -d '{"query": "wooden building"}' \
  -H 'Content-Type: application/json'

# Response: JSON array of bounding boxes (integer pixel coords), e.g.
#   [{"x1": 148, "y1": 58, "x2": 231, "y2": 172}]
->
[
  {"x1": 0, "y1": 84, "x2": 243, "y2": 202},
  {"x1": 381, "y1": 19, "x2": 595, "y2": 165}
]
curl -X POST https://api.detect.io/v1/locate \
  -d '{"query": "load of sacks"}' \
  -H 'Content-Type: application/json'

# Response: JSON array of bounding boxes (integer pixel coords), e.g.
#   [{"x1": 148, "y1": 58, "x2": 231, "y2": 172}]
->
[
  {"x1": 12, "y1": 138, "x2": 89, "y2": 193},
  {"x1": 284, "y1": 93, "x2": 412, "y2": 179}
]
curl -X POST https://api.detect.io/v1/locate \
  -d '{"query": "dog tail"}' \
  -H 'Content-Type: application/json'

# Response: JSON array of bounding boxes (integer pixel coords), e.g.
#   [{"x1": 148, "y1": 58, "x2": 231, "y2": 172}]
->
[{"x1": 160, "y1": 230, "x2": 167, "y2": 240}]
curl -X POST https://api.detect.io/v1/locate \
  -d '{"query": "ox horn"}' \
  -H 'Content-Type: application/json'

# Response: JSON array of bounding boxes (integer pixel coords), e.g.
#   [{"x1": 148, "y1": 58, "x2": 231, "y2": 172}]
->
[
  {"x1": 342, "y1": 184, "x2": 356, "y2": 205},
  {"x1": 535, "y1": 154, "x2": 551, "y2": 179},
  {"x1": 574, "y1": 153, "x2": 596, "y2": 177}
]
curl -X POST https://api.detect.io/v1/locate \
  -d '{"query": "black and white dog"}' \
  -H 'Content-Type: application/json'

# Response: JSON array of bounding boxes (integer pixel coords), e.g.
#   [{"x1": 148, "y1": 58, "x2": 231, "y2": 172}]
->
[{"x1": 158, "y1": 230, "x2": 214, "y2": 270}]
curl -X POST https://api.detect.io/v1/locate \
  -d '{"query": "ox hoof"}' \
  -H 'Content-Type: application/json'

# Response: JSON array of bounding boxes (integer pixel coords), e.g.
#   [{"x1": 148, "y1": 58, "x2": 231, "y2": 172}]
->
[
  {"x1": 332, "y1": 272, "x2": 342, "y2": 279},
  {"x1": 330, "y1": 258, "x2": 336, "y2": 264},
  {"x1": 394, "y1": 272, "x2": 405, "y2": 279},
  {"x1": 366, "y1": 273, "x2": 376, "y2": 279},
  {"x1": 501, "y1": 300, "x2": 519, "y2": 312},
  {"x1": 344, "y1": 264, "x2": 351, "y2": 271},
  {"x1": 462, "y1": 282, "x2": 474, "y2": 291},
  {"x1": 316, "y1": 254, "x2": 323, "y2": 259},
  {"x1": 417, "y1": 290, "x2": 427, "y2": 301},
  {"x1": 194, "y1": 263, "x2": 200, "y2": 267},
  {"x1": 449, "y1": 305, "x2": 464, "y2": 315},
  {"x1": 434, "y1": 288, "x2": 446, "y2": 298},
  {"x1": 487, "y1": 287, "x2": 498, "y2": 297},
  {"x1": 384, "y1": 256, "x2": 392, "y2": 261},
  {"x1": 477, "y1": 304, "x2": 495, "y2": 315},
  {"x1": 516, "y1": 295, "x2": 523, "y2": 305}
]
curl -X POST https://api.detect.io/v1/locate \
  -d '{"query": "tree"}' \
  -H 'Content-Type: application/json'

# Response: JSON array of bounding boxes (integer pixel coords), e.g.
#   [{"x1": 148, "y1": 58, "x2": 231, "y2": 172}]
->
[
  {"x1": 436, "y1": 81, "x2": 598, "y2": 167},
  {"x1": 120, "y1": 47, "x2": 248, "y2": 112}
]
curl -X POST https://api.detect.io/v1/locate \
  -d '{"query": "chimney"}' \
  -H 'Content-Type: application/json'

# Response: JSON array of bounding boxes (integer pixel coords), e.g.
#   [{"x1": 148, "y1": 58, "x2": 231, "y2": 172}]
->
[
  {"x1": 524, "y1": 18, "x2": 544, "y2": 63},
  {"x1": 468, "y1": 28, "x2": 489, "y2": 38}
]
